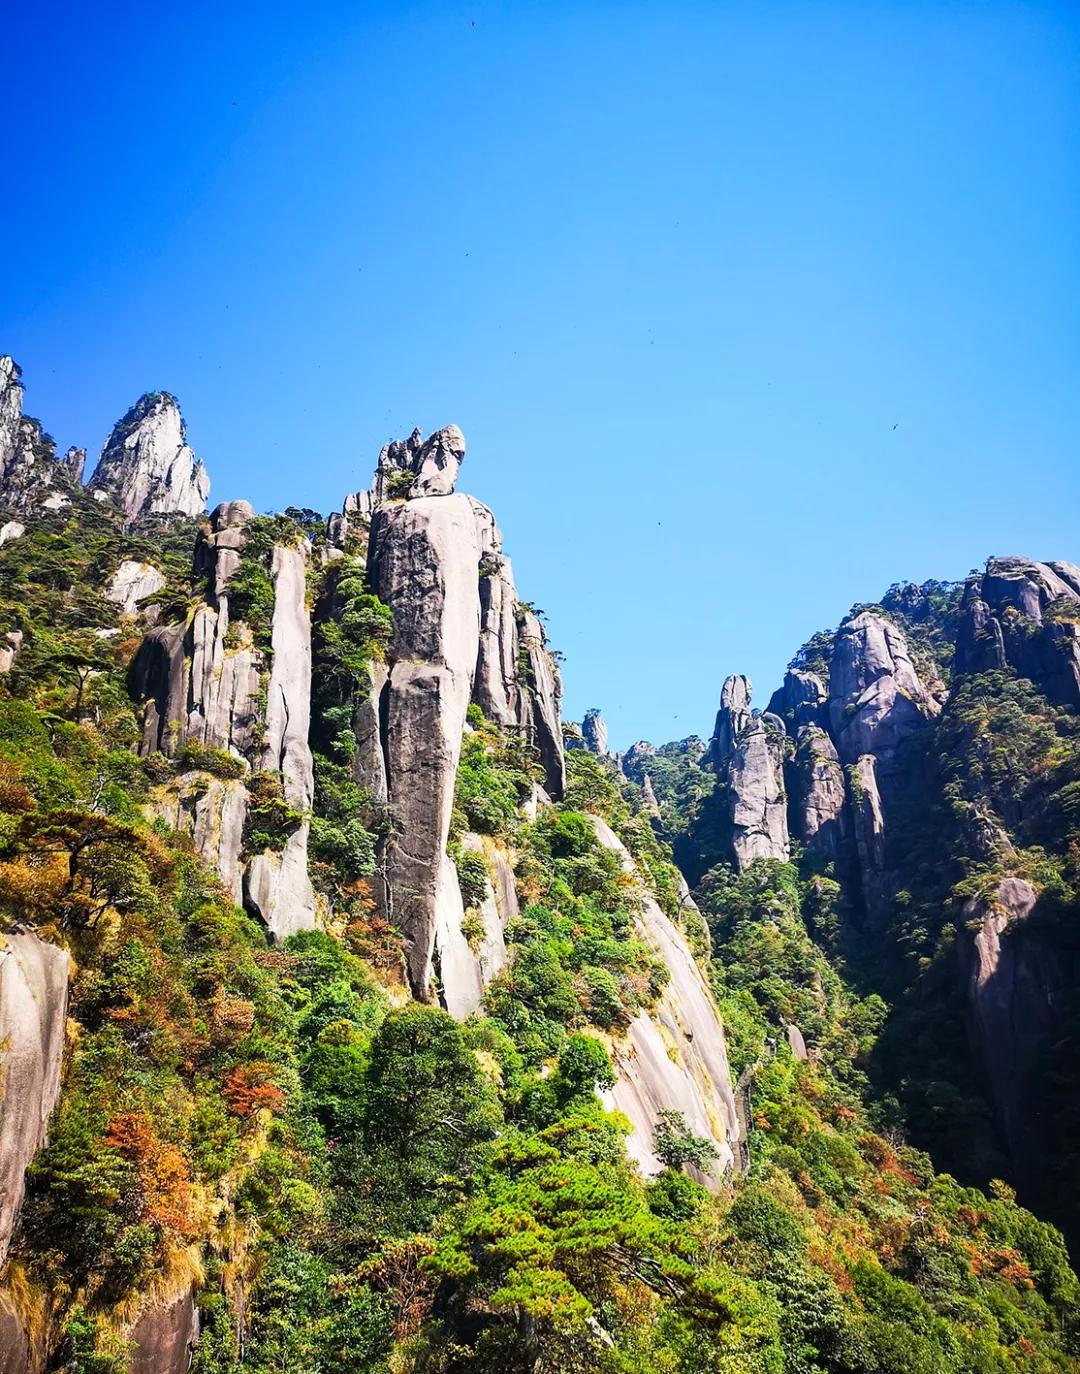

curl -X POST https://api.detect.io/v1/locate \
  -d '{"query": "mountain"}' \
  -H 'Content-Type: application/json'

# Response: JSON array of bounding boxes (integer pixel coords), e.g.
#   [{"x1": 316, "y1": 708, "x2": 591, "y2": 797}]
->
[{"x1": 1, "y1": 355, "x2": 1078, "y2": 1373}]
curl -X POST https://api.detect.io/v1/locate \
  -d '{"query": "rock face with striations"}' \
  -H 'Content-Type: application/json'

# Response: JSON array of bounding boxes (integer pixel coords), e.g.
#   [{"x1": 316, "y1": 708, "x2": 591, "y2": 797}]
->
[
  {"x1": 89, "y1": 392, "x2": 210, "y2": 523},
  {"x1": 828, "y1": 611, "x2": 939, "y2": 763},
  {"x1": 0, "y1": 934, "x2": 69, "y2": 1267},
  {"x1": 356, "y1": 426, "x2": 565, "y2": 1004},
  {"x1": 581, "y1": 707, "x2": 608, "y2": 755},
  {"x1": 790, "y1": 724, "x2": 847, "y2": 859},
  {"x1": 709, "y1": 676, "x2": 789, "y2": 870},
  {"x1": 956, "y1": 556, "x2": 1080, "y2": 708},
  {"x1": 129, "y1": 500, "x2": 317, "y2": 940},
  {"x1": 590, "y1": 818, "x2": 739, "y2": 1183}
]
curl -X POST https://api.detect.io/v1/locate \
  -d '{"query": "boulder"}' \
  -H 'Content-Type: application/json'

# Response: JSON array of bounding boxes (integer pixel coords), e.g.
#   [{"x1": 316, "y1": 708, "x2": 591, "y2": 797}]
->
[{"x1": 0, "y1": 522, "x2": 24, "y2": 547}]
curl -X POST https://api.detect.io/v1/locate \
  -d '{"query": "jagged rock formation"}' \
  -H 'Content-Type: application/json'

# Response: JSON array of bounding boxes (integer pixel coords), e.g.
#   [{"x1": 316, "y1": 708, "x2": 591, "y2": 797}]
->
[
  {"x1": 105, "y1": 560, "x2": 166, "y2": 617},
  {"x1": 708, "y1": 676, "x2": 789, "y2": 870},
  {"x1": 591, "y1": 818, "x2": 739, "y2": 1183},
  {"x1": 957, "y1": 556, "x2": 1080, "y2": 707},
  {"x1": 790, "y1": 724, "x2": 847, "y2": 858},
  {"x1": 767, "y1": 668, "x2": 827, "y2": 727},
  {"x1": 0, "y1": 934, "x2": 69, "y2": 1266},
  {"x1": 88, "y1": 392, "x2": 209, "y2": 522},
  {"x1": 243, "y1": 544, "x2": 317, "y2": 940},
  {"x1": 0, "y1": 359, "x2": 82, "y2": 516},
  {"x1": 581, "y1": 708, "x2": 608, "y2": 755},
  {"x1": 130, "y1": 501, "x2": 316, "y2": 940},
  {"x1": 356, "y1": 427, "x2": 565, "y2": 1002}
]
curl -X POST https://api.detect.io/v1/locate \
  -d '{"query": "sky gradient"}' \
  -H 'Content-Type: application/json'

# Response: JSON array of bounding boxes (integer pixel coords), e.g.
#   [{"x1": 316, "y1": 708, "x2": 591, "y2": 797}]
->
[{"x1": 3, "y1": 1, "x2": 1078, "y2": 748}]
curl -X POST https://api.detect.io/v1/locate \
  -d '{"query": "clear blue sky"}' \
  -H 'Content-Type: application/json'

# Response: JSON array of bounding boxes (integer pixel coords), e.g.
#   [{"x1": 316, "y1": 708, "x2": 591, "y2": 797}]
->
[{"x1": 3, "y1": 1, "x2": 1078, "y2": 749}]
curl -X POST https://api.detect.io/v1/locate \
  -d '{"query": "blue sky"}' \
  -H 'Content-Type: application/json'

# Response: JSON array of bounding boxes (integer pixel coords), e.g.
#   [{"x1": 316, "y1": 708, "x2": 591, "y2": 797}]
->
[{"x1": 3, "y1": 1, "x2": 1078, "y2": 749}]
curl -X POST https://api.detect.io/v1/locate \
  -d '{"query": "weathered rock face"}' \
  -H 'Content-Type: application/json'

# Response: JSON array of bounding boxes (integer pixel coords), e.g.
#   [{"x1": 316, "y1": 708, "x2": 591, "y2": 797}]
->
[
  {"x1": 960, "y1": 878, "x2": 1063, "y2": 1205},
  {"x1": 581, "y1": 708, "x2": 608, "y2": 756},
  {"x1": 641, "y1": 772, "x2": 660, "y2": 816},
  {"x1": 957, "y1": 557, "x2": 1080, "y2": 707},
  {"x1": 89, "y1": 392, "x2": 209, "y2": 523},
  {"x1": 0, "y1": 1284, "x2": 46, "y2": 1374},
  {"x1": 709, "y1": 677, "x2": 789, "y2": 870},
  {"x1": 367, "y1": 493, "x2": 484, "y2": 997},
  {"x1": 126, "y1": 1288, "x2": 199, "y2": 1374},
  {"x1": 434, "y1": 839, "x2": 510, "y2": 1020},
  {"x1": 0, "y1": 521, "x2": 24, "y2": 546},
  {"x1": 130, "y1": 504, "x2": 316, "y2": 940},
  {"x1": 791, "y1": 724, "x2": 847, "y2": 859},
  {"x1": 828, "y1": 612, "x2": 938, "y2": 762},
  {"x1": 243, "y1": 543, "x2": 317, "y2": 941},
  {"x1": 849, "y1": 754, "x2": 886, "y2": 918},
  {"x1": 371, "y1": 424, "x2": 466, "y2": 502},
  {"x1": 590, "y1": 818, "x2": 739, "y2": 1184},
  {"x1": 0, "y1": 631, "x2": 22, "y2": 675},
  {"x1": 0, "y1": 934, "x2": 69, "y2": 1266},
  {"x1": 105, "y1": 559, "x2": 166, "y2": 618},
  {"x1": 767, "y1": 668, "x2": 827, "y2": 728},
  {"x1": 349, "y1": 425, "x2": 565, "y2": 996},
  {"x1": 0, "y1": 361, "x2": 79, "y2": 516}
]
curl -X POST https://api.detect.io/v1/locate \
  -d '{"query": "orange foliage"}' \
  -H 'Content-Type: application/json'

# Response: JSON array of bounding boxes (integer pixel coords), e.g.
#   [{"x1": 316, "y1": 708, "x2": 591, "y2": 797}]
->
[
  {"x1": 223, "y1": 1062, "x2": 286, "y2": 1119},
  {"x1": 105, "y1": 1111, "x2": 196, "y2": 1237}
]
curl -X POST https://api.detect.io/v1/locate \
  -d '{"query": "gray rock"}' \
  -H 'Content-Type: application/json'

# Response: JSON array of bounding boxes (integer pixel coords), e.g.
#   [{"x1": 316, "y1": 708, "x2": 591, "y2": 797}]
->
[
  {"x1": 88, "y1": 392, "x2": 209, "y2": 522},
  {"x1": 127, "y1": 1288, "x2": 199, "y2": 1374},
  {"x1": 517, "y1": 608, "x2": 566, "y2": 799},
  {"x1": 791, "y1": 724, "x2": 847, "y2": 858},
  {"x1": 710, "y1": 677, "x2": 789, "y2": 869},
  {"x1": 0, "y1": 630, "x2": 23, "y2": 675},
  {"x1": 151, "y1": 775, "x2": 248, "y2": 904},
  {"x1": 0, "y1": 521, "x2": 24, "y2": 546},
  {"x1": 957, "y1": 556, "x2": 1080, "y2": 707},
  {"x1": 767, "y1": 668, "x2": 827, "y2": 727},
  {"x1": 0, "y1": 933, "x2": 69, "y2": 1265},
  {"x1": 0, "y1": 1284, "x2": 45, "y2": 1374},
  {"x1": 641, "y1": 772, "x2": 660, "y2": 815},
  {"x1": 591, "y1": 817, "x2": 739, "y2": 1185},
  {"x1": 106, "y1": 559, "x2": 167, "y2": 617},
  {"x1": 243, "y1": 543, "x2": 316, "y2": 941},
  {"x1": 850, "y1": 754, "x2": 886, "y2": 919},
  {"x1": 828, "y1": 611, "x2": 938, "y2": 762},
  {"x1": 371, "y1": 424, "x2": 466, "y2": 501},
  {"x1": 367, "y1": 493, "x2": 484, "y2": 997},
  {"x1": 786, "y1": 1024, "x2": 808, "y2": 1060},
  {"x1": 581, "y1": 708, "x2": 609, "y2": 755}
]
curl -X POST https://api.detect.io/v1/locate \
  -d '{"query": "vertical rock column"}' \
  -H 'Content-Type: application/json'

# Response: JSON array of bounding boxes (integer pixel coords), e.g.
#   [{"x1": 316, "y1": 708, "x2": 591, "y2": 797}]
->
[
  {"x1": 243, "y1": 543, "x2": 317, "y2": 941},
  {"x1": 368, "y1": 494, "x2": 484, "y2": 998}
]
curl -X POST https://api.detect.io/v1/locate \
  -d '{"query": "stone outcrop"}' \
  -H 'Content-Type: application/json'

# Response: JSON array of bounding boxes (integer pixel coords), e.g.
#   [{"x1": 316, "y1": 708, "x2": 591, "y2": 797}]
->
[
  {"x1": 709, "y1": 676, "x2": 789, "y2": 870},
  {"x1": 828, "y1": 612, "x2": 938, "y2": 763},
  {"x1": 590, "y1": 818, "x2": 739, "y2": 1184},
  {"x1": 0, "y1": 632, "x2": 22, "y2": 675},
  {"x1": 0, "y1": 934, "x2": 69, "y2": 1265},
  {"x1": 767, "y1": 668, "x2": 827, "y2": 728},
  {"x1": 371, "y1": 425, "x2": 466, "y2": 502},
  {"x1": 130, "y1": 503, "x2": 315, "y2": 940},
  {"x1": 243, "y1": 543, "x2": 317, "y2": 941},
  {"x1": 89, "y1": 392, "x2": 209, "y2": 523},
  {"x1": 0, "y1": 359, "x2": 80, "y2": 516},
  {"x1": 581, "y1": 708, "x2": 608, "y2": 755},
  {"x1": 957, "y1": 557, "x2": 1080, "y2": 707},
  {"x1": 352, "y1": 426, "x2": 564, "y2": 998},
  {"x1": 0, "y1": 522, "x2": 24, "y2": 546},
  {"x1": 131, "y1": 502, "x2": 261, "y2": 758},
  {"x1": 790, "y1": 724, "x2": 847, "y2": 859},
  {"x1": 960, "y1": 878, "x2": 1063, "y2": 1207},
  {"x1": 105, "y1": 560, "x2": 166, "y2": 618},
  {"x1": 0, "y1": 1283, "x2": 46, "y2": 1374},
  {"x1": 127, "y1": 1288, "x2": 199, "y2": 1374},
  {"x1": 367, "y1": 492, "x2": 485, "y2": 997},
  {"x1": 849, "y1": 754, "x2": 886, "y2": 918}
]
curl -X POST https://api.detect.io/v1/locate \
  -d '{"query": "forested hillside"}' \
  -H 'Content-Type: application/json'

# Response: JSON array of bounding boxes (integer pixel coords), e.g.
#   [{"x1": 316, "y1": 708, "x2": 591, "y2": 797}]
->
[{"x1": 1, "y1": 355, "x2": 1078, "y2": 1373}]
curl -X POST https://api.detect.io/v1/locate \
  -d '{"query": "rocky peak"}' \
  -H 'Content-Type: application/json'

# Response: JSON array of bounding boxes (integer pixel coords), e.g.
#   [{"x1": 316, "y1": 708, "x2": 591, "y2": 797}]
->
[
  {"x1": 581, "y1": 707, "x2": 608, "y2": 755},
  {"x1": 89, "y1": 391, "x2": 210, "y2": 523},
  {"x1": 767, "y1": 667, "x2": 827, "y2": 728},
  {"x1": 709, "y1": 673, "x2": 752, "y2": 770},
  {"x1": 707, "y1": 676, "x2": 789, "y2": 869},
  {"x1": 372, "y1": 423, "x2": 465, "y2": 502},
  {"x1": 0, "y1": 356, "x2": 24, "y2": 481}
]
